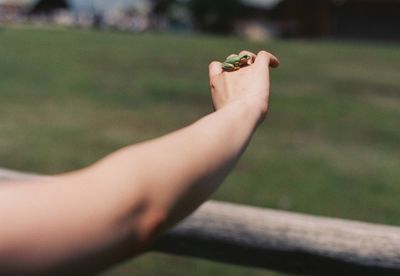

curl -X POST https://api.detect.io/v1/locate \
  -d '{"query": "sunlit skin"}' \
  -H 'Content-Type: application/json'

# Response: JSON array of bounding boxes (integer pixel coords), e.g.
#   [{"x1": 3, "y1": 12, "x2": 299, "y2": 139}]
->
[{"x1": 0, "y1": 50, "x2": 279, "y2": 275}]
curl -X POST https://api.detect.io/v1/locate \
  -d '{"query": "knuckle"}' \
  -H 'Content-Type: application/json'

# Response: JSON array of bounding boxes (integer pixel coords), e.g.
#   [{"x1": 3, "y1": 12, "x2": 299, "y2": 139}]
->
[
  {"x1": 258, "y1": 50, "x2": 272, "y2": 58},
  {"x1": 209, "y1": 61, "x2": 219, "y2": 67}
]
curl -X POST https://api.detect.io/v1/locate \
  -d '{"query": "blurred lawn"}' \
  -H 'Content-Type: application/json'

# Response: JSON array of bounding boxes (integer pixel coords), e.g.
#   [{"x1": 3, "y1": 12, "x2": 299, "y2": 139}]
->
[{"x1": 0, "y1": 27, "x2": 399, "y2": 275}]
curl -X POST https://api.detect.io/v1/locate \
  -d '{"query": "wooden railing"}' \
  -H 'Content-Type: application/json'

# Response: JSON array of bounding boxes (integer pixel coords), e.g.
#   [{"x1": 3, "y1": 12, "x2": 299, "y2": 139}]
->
[{"x1": 1, "y1": 168, "x2": 400, "y2": 275}]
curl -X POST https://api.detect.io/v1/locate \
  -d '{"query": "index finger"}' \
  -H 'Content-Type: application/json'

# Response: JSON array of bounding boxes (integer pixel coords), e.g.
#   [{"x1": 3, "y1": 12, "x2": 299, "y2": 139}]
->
[{"x1": 254, "y1": 51, "x2": 280, "y2": 69}]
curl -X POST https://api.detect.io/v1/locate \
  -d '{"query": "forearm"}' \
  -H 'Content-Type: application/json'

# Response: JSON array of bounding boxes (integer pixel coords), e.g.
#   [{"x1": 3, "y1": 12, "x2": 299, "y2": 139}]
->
[{"x1": 89, "y1": 101, "x2": 261, "y2": 230}]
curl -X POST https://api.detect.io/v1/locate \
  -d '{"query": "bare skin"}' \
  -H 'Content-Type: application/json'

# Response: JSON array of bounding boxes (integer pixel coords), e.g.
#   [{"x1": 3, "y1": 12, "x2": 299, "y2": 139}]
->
[{"x1": 0, "y1": 50, "x2": 279, "y2": 275}]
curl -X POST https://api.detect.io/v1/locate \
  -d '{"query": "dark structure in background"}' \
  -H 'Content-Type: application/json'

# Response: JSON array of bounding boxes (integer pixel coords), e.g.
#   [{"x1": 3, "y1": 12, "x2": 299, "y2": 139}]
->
[
  {"x1": 276, "y1": 0, "x2": 331, "y2": 38},
  {"x1": 239, "y1": 0, "x2": 400, "y2": 41},
  {"x1": 264, "y1": 0, "x2": 400, "y2": 40},
  {"x1": 189, "y1": 0, "x2": 241, "y2": 34},
  {"x1": 189, "y1": 0, "x2": 400, "y2": 41},
  {"x1": 330, "y1": 0, "x2": 400, "y2": 41},
  {"x1": 28, "y1": 0, "x2": 70, "y2": 16}
]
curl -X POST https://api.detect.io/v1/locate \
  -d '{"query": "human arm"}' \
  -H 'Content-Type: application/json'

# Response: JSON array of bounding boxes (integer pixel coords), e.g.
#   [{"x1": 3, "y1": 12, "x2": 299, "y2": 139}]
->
[{"x1": 0, "y1": 50, "x2": 279, "y2": 275}]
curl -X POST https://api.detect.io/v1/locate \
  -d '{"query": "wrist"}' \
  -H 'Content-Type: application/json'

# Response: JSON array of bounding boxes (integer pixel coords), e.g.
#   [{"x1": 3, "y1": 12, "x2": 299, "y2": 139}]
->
[{"x1": 219, "y1": 99, "x2": 265, "y2": 132}]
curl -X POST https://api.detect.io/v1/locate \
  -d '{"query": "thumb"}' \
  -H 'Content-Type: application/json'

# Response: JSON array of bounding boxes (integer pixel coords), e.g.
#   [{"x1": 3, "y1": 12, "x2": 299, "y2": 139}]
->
[{"x1": 254, "y1": 51, "x2": 280, "y2": 69}]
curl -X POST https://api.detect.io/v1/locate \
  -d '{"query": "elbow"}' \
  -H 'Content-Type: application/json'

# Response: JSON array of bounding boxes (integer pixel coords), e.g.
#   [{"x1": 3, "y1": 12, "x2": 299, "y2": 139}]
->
[
  {"x1": 122, "y1": 193, "x2": 168, "y2": 249},
  {"x1": 135, "y1": 207, "x2": 168, "y2": 248}
]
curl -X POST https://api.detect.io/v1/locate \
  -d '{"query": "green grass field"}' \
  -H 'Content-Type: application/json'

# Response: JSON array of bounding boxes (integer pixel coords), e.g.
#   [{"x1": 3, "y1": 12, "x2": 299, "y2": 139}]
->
[{"x1": 1, "y1": 27, "x2": 399, "y2": 275}]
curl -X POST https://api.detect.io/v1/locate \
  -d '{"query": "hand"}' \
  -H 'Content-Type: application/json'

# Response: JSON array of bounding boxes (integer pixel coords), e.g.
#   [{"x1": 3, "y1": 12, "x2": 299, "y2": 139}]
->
[{"x1": 209, "y1": 50, "x2": 279, "y2": 123}]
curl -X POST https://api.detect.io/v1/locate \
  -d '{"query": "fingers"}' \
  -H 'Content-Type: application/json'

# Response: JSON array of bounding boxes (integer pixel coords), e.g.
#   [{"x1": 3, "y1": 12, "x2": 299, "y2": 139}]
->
[
  {"x1": 209, "y1": 61, "x2": 223, "y2": 79},
  {"x1": 210, "y1": 50, "x2": 278, "y2": 78},
  {"x1": 254, "y1": 51, "x2": 280, "y2": 69}
]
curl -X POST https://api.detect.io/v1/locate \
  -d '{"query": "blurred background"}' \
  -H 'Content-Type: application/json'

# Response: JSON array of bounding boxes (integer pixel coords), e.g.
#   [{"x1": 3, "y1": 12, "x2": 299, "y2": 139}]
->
[{"x1": 1, "y1": 0, "x2": 399, "y2": 275}]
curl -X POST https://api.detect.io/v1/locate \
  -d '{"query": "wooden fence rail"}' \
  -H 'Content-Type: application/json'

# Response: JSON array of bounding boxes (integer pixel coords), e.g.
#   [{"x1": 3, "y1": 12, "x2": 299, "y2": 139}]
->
[{"x1": 1, "y1": 168, "x2": 400, "y2": 275}]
